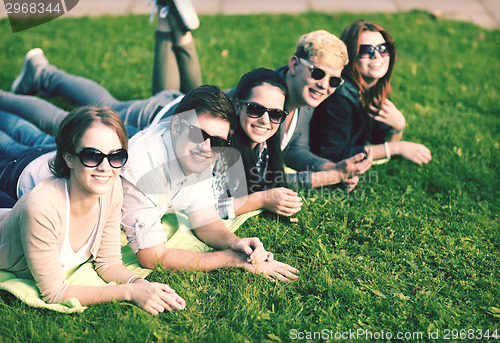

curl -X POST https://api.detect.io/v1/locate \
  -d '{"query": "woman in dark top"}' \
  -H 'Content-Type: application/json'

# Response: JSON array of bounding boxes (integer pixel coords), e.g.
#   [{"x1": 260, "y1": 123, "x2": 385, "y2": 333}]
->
[
  {"x1": 213, "y1": 68, "x2": 303, "y2": 218},
  {"x1": 310, "y1": 20, "x2": 432, "y2": 164}
]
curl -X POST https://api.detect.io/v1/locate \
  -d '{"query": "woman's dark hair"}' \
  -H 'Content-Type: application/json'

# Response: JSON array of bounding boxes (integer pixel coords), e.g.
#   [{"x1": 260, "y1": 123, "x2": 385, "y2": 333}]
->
[
  {"x1": 340, "y1": 20, "x2": 397, "y2": 114},
  {"x1": 231, "y1": 68, "x2": 289, "y2": 193},
  {"x1": 50, "y1": 106, "x2": 128, "y2": 178}
]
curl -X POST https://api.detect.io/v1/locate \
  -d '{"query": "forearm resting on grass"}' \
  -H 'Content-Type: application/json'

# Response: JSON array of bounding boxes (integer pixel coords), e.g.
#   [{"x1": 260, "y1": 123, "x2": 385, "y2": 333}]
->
[
  {"x1": 137, "y1": 244, "x2": 253, "y2": 271},
  {"x1": 195, "y1": 223, "x2": 271, "y2": 263},
  {"x1": 366, "y1": 141, "x2": 432, "y2": 164},
  {"x1": 61, "y1": 264, "x2": 185, "y2": 314},
  {"x1": 156, "y1": 246, "x2": 300, "y2": 283},
  {"x1": 135, "y1": 243, "x2": 294, "y2": 283},
  {"x1": 184, "y1": 207, "x2": 260, "y2": 255},
  {"x1": 232, "y1": 188, "x2": 302, "y2": 217}
]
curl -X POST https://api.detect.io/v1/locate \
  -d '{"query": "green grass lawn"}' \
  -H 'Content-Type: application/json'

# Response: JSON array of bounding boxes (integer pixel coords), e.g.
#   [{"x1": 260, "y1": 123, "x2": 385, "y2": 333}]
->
[{"x1": 1, "y1": 10, "x2": 499, "y2": 343}]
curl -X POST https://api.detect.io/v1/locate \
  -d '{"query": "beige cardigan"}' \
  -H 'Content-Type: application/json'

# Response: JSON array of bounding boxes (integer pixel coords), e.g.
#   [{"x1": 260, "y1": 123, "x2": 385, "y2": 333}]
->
[{"x1": 0, "y1": 177, "x2": 123, "y2": 304}]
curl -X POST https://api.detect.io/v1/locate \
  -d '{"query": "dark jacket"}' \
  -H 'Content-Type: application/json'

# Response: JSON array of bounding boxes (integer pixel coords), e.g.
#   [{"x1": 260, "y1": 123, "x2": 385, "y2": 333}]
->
[{"x1": 310, "y1": 78, "x2": 391, "y2": 162}]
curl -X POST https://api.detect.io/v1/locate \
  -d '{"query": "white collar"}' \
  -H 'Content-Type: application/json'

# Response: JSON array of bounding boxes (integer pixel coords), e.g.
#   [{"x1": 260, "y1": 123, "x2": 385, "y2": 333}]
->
[{"x1": 162, "y1": 130, "x2": 187, "y2": 186}]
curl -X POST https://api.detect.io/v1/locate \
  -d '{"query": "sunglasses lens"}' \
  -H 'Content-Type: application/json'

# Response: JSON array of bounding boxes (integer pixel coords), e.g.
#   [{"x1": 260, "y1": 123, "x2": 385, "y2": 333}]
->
[
  {"x1": 378, "y1": 44, "x2": 390, "y2": 56},
  {"x1": 187, "y1": 126, "x2": 229, "y2": 148},
  {"x1": 359, "y1": 44, "x2": 390, "y2": 58},
  {"x1": 329, "y1": 77, "x2": 343, "y2": 88},
  {"x1": 79, "y1": 148, "x2": 104, "y2": 167},
  {"x1": 211, "y1": 138, "x2": 230, "y2": 148},
  {"x1": 268, "y1": 110, "x2": 287, "y2": 124},
  {"x1": 107, "y1": 149, "x2": 128, "y2": 168},
  {"x1": 310, "y1": 67, "x2": 326, "y2": 80},
  {"x1": 358, "y1": 45, "x2": 374, "y2": 58},
  {"x1": 245, "y1": 103, "x2": 265, "y2": 118},
  {"x1": 187, "y1": 127, "x2": 206, "y2": 144}
]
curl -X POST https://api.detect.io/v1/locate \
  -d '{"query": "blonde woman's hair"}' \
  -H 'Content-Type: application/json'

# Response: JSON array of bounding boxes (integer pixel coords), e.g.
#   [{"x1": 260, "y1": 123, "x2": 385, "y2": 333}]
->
[{"x1": 294, "y1": 30, "x2": 349, "y2": 69}]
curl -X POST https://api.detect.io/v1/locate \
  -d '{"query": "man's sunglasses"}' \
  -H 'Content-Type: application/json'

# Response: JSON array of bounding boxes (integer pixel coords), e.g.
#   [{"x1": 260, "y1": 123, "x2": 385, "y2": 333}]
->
[
  {"x1": 240, "y1": 101, "x2": 289, "y2": 124},
  {"x1": 180, "y1": 119, "x2": 231, "y2": 148},
  {"x1": 72, "y1": 147, "x2": 128, "y2": 168},
  {"x1": 358, "y1": 43, "x2": 391, "y2": 58},
  {"x1": 299, "y1": 58, "x2": 344, "y2": 88}
]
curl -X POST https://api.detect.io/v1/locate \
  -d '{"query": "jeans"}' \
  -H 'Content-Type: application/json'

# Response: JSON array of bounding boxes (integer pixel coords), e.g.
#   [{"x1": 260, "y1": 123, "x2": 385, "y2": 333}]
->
[
  {"x1": 0, "y1": 190, "x2": 15, "y2": 208},
  {"x1": 152, "y1": 31, "x2": 202, "y2": 95},
  {"x1": 0, "y1": 91, "x2": 147, "y2": 139},
  {"x1": 0, "y1": 91, "x2": 67, "y2": 136},
  {"x1": 38, "y1": 65, "x2": 183, "y2": 129},
  {"x1": 0, "y1": 111, "x2": 56, "y2": 201},
  {"x1": 0, "y1": 110, "x2": 55, "y2": 160}
]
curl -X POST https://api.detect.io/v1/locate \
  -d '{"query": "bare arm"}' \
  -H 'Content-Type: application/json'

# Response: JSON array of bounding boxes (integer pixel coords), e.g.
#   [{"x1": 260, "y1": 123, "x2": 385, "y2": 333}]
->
[
  {"x1": 136, "y1": 242, "x2": 299, "y2": 282},
  {"x1": 232, "y1": 189, "x2": 302, "y2": 217},
  {"x1": 183, "y1": 205, "x2": 270, "y2": 263},
  {"x1": 62, "y1": 263, "x2": 185, "y2": 314},
  {"x1": 232, "y1": 192, "x2": 264, "y2": 216},
  {"x1": 366, "y1": 141, "x2": 432, "y2": 164},
  {"x1": 136, "y1": 242, "x2": 244, "y2": 271}
]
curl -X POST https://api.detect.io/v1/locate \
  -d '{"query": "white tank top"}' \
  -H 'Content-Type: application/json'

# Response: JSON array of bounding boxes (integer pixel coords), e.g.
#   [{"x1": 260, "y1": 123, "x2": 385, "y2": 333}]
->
[{"x1": 60, "y1": 181, "x2": 101, "y2": 271}]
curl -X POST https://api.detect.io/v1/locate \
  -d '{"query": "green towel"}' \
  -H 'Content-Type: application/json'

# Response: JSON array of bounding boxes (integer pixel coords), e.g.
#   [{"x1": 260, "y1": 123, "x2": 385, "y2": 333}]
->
[{"x1": 0, "y1": 210, "x2": 260, "y2": 313}]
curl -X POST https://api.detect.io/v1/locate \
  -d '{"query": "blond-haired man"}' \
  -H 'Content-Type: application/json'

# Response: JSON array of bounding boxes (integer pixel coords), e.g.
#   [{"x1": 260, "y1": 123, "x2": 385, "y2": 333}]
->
[{"x1": 275, "y1": 30, "x2": 372, "y2": 199}]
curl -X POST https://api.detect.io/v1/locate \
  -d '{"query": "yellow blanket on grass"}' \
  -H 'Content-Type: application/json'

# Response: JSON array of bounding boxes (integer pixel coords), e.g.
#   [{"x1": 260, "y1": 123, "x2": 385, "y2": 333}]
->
[{"x1": 0, "y1": 210, "x2": 260, "y2": 313}]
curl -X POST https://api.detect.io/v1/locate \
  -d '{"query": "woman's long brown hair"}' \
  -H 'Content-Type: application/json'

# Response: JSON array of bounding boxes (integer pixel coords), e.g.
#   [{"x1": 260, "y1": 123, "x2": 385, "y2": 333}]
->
[{"x1": 340, "y1": 20, "x2": 397, "y2": 115}]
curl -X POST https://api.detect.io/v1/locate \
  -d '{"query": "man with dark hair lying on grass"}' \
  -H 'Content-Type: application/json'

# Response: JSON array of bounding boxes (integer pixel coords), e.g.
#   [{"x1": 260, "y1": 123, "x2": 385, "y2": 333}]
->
[{"x1": 119, "y1": 85, "x2": 300, "y2": 282}]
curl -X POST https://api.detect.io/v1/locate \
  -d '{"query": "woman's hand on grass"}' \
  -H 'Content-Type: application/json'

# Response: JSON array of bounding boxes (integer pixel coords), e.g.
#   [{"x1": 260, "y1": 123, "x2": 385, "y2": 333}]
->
[
  {"x1": 130, "y1": 281, "x2": 186, "y2": 315},
  {"x1": 262, "y1": 187, "x2": 302, "y2": 216},
  {"x1": 399, "y1": 141, "x2": 432, "y2": 164}
]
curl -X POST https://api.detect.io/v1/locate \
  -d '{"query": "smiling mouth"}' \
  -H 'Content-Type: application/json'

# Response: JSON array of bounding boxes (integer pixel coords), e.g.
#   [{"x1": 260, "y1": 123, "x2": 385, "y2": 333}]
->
[
  {"x1": 92, "y1": 175, "x2": 112, "y2": 183},
  {"x1": 309, "y1": 88, "x2": 325, "y2": 98},
  {"x1": 369, "y1": 62, "x2": 383, "y2": 68},
  {"x1": 251, "y1": 125, "x2": 270, "y2": 134},
  {"x1": 191, "y1": 150, "x2": 210, "y2": 161}
]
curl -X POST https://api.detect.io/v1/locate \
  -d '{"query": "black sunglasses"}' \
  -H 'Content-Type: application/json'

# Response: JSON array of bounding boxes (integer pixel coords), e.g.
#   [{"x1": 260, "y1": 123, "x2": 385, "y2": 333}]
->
[
  {"x1": 180, "y1": 119, "x2": 231, "y2": 148},
  {"x1": 72, "y1": 147, "x2": 128, "y2": 168},
  {"x1": 241, "y1": 101, "x2": 289, "y2": 124},
  {"x1": 299, "y1": 58, "x2": 344, "y2": 88},
  {"x1": 358, "y1": 43, "x2": 390, "y2": 58}
]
